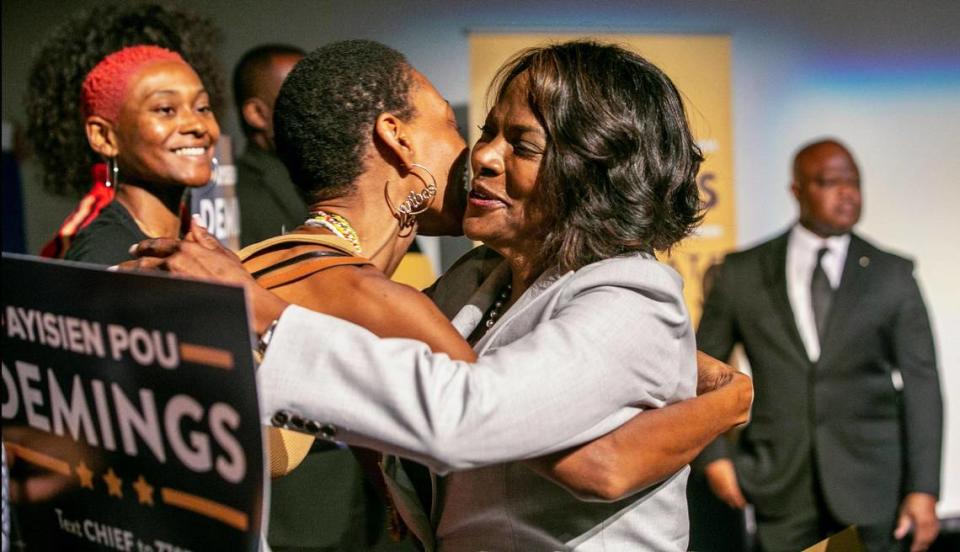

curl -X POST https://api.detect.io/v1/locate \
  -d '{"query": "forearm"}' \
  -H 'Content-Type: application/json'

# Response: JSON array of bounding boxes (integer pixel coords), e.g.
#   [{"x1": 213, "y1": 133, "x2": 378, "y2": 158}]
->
[
  {"x1": 528, "y1": 372, "x2": 752, "y2": 501},
  {"x1": 259, "y1": 306, "x2": 642, "y2": 472}
]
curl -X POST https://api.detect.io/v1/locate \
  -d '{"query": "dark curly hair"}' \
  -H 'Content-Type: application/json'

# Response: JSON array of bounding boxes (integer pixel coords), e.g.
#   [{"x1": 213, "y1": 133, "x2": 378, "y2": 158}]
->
[
  {"x1": 25, "y1": 1, "x2": 225, "y2": 197},
  {"x1": 490, "y1": 41, "x2": 704, "y2": 273},
  {"x1": 273, "y1": 40, "x2": 416, "y2": 203}
]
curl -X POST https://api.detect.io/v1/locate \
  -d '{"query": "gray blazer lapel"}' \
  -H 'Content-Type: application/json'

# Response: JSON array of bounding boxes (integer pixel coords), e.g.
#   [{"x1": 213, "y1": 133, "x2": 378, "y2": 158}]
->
[
  {"x1": 818, "y1": 234, "x2": 869, "y2": 366},
  {"x1": 764, "y1": 233, "x2": 810, "y2": 362},
  {"x1": 474, "y1": 268, "x2": 568, "y2": 355}
]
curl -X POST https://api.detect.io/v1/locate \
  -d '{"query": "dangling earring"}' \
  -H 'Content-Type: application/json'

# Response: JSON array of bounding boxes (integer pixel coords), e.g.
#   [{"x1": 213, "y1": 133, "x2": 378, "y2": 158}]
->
[
  {"x1": 210, "y1": 156, "x2": 220, "y2": 184},
  {"x1": 386, "y1": 163, "x2": 438, "y2": 235},
  {"x1": 105, "y1": 157, "x2": 119, "y2": 188}
]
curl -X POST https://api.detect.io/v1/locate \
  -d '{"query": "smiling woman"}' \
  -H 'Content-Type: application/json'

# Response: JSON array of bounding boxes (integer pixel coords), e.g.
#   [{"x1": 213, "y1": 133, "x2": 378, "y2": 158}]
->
[
  {"x1": 25, "y1": 3, "x2": 225, "y2": 264},
  {"x1": 108, "y1": 60, "x2": 218, "y2": 190},
  {"x1": 49, "y1": 47, "x2": 221, "y2": 265}
]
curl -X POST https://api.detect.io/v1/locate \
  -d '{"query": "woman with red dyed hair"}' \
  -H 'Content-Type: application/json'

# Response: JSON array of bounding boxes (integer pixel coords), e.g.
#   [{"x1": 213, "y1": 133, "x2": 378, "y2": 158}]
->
[
  {"x1": 25, "y1": 3, "x2": 224, "y2": 264},
  {"x1": 60, "y1": 45, "x2": 220, "y2": 264}
]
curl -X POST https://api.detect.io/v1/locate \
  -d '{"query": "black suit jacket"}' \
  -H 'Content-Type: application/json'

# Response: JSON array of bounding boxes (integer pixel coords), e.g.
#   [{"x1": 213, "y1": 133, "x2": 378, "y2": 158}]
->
[{"x1": 697, "y1": 230, "x2": 942, "y2": 523}]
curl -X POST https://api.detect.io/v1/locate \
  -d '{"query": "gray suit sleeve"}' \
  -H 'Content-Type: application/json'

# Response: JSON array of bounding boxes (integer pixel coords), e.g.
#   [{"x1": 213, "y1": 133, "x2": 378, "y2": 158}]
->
[
  {"x1": 693, "y1": 261, "x2": 740, "y2": 468},
  {"x1": 257, "y1": 271, "x2": 694, "y2": 474},
  {"x1": 893, "y1": 263, "x2": 942, "y2": 497}
]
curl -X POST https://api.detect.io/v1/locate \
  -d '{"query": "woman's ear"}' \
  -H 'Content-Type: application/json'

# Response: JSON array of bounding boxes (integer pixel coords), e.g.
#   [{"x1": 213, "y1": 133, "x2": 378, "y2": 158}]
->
[
  {"x1": 85, "y1": 116, "x2": 119, "y2": 158},
  {"x1": 374, "y1": 112, "x2": 414, "y2": 170}
]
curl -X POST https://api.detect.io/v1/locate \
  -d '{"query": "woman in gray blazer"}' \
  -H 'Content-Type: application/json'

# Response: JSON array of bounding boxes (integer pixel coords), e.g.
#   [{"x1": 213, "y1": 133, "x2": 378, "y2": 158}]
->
[{"x1": 129, "y1": 41, "x2": 749, "y2": 550}]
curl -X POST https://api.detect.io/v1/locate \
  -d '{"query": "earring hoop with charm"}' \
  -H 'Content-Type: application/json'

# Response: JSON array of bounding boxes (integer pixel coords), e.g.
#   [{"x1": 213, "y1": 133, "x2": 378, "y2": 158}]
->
[{"x1": 386, "y1": 162, "x2": 438, "y2": 235}]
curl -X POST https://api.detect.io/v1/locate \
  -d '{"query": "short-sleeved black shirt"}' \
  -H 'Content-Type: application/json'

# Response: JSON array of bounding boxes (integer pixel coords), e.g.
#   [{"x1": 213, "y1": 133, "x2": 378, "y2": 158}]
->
[{"x1": 64, "y1": 200, "x2": 148, "y2": 266}]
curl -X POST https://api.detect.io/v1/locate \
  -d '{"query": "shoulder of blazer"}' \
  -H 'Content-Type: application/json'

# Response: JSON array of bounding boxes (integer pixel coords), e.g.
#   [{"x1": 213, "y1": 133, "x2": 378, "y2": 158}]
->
[
  {"x1": 850, "y1": 232, "x2": 915, "y2": 272},
  {"x1": 846, "y1": 234, "x2": 918, "y2": 300},
  {"x1": 720, "y1": 231, "x2": 791, "y2": 272},
  {"x1": 561, "y1": 254, "x2": 685, "y2": 302}
]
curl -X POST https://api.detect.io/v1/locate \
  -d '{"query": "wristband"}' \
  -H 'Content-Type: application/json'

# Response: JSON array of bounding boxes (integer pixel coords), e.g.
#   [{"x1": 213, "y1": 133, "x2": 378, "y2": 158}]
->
[{"x1": 257, "y1": 317, "x2": 281, "y2": 357}]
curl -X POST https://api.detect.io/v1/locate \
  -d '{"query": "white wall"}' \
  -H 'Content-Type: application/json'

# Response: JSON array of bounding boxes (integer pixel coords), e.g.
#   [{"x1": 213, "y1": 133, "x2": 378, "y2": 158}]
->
[{"x1": 4, "y1": 0, "x2": 958, "y2": 515}]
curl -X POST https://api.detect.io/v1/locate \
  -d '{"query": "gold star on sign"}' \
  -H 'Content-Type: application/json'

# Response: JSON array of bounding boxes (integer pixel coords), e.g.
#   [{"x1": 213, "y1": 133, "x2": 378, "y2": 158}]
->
[
  {"x1": 75, "y1": 462, "x2": 94, "y2": 490},
  {"x1": 103, "y1": 468, "x2": 123, "y2": 498},
  {"x1": 132, "y1": 475, "x2": 155, "y2": 506}
]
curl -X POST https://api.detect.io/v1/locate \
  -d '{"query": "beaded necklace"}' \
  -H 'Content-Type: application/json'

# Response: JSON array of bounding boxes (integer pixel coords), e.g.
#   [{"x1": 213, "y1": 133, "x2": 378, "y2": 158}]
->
[
  {"x1": 483, "y1": 283, "x2": 512, "y2": 329},
  {"x1": 467, "y1": 283, "x2": 513, "y2": 346},
  {"x1": 305, "y1": 210, "x2": 362, "y2": 254}
]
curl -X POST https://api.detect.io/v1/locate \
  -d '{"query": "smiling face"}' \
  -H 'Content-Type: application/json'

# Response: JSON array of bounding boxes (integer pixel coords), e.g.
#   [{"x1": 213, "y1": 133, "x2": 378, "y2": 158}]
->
[
  {"x1": 791, "y1": 141, "x2": 862, "y2": 237},
  {"x1": 114, "y1": 60, "x2": 220, "y2": 188},
  {"x1": 463, "y1": 76, "x2": 547, "y2": 256},
  {"x1": 404, "y1": 70, "x2": 469, "y2": 235}
]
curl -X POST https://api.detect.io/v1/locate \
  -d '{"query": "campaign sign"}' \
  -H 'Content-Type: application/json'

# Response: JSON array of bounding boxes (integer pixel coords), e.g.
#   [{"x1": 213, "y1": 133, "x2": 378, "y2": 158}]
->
[{"x1": 2, "y1": 254, "x2": 264, "y2": 551}]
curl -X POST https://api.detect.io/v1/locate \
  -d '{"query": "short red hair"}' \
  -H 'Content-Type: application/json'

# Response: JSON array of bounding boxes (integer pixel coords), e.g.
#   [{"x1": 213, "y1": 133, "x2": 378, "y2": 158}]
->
[{"x1": 81, "y1": 45, "x2": 186, "y2": 122}]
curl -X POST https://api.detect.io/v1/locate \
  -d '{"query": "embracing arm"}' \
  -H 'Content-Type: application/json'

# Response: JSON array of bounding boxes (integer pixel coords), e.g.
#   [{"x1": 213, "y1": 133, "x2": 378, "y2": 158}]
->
[
  {"x1": 127, "y1": 227, "x2": 697, "y2": 474},
  {"x1": 526, "y1": 352, "x2": 752, "y2": 501},
  {"x1": 255, "y1": 263, "x2": 693, "y2": 473},
  {"x1": 360, "y1": 273, "x2": 753, "y2": 500}
]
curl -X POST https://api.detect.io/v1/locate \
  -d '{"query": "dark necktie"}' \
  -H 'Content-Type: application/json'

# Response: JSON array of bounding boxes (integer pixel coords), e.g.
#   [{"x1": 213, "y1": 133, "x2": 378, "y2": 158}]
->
[{"x1": 811, "y1": 247, "x2": 833, "y2": 345}]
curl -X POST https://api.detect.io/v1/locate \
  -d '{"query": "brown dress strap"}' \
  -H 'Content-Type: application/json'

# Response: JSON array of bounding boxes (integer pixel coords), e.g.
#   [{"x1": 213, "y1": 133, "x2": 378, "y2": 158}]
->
[{"x1": 240, "y1": 232, "x2": 372, "y2": 290}]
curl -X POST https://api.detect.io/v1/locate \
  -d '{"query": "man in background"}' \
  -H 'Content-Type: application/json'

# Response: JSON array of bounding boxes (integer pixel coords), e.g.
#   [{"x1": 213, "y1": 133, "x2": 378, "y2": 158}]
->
[
  {"x1": 697, "y1": 139, "x2": 942, "y2": 551},
  {"x1": 233, "y1": 44, "x2": 308, "y2": 246}
]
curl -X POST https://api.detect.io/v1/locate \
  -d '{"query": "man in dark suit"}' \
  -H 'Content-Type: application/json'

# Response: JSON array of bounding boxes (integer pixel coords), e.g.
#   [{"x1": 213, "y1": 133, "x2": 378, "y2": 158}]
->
[
  {"x1": 233, "y1": 44, "x2": 308, "y2": 246},
  {"x1": 697, "y1": 139, "x2": 942, "y2": 551}
]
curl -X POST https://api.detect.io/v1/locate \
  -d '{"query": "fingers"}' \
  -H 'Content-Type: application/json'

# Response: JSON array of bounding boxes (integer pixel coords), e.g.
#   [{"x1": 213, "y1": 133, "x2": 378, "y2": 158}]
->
[
  {"x1": 894, "y1": 513, "x2": 912, "y2": 540},
  {"x1": 909, "y1": 513, "x2": 939, "y2": 552},
  {"x1": 896, "y1": 493, "x2": 939, "y2": 551},
  {"x1": 696, "y1": 351, "x2": 736, "y2": 395},
  {"x1": 129, "y1": 237, "x2": 181, "y2": 259},
  {"x1": 113, "y1": 257, "x2": 169, "y2": 273},
  {"x1": 705, "y1": 459, "x2": 746, "y2": 510},
  {"x1": 186, "y1": 215, "x2": 222, "y2": 250},
  {"x1": 727, "y1": 484, "x2": 747, "y2": 509},
  {"x1": 715, "y1": 485, "x2": 745, "y2": 509}
]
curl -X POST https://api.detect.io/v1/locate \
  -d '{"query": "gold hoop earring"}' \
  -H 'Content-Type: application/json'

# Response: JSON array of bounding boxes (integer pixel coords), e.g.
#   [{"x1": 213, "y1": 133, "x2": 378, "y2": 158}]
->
[{"x1": 386, "y1": 163, "x2": 438, "y2": 235}]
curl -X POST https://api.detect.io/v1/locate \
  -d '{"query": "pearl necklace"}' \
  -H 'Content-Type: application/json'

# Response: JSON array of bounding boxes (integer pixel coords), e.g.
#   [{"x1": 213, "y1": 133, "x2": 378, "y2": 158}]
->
[
  {"x1": 305, "y1": 210, "x2": 362, "y2": 254},
  {"x1": 483, "y1": 284, "x2": 512, "y2": 329}
]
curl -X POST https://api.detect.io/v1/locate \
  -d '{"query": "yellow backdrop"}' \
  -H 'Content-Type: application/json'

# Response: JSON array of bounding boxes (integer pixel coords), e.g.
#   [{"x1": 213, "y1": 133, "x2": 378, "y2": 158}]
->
[{"x1": 468, "y1": 33, "x2": 733, "y2": 323}]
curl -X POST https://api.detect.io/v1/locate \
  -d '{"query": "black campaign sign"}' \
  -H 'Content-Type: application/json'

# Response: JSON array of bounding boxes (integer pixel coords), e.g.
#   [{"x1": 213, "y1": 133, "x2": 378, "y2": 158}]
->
[{"x1": 2, "y1": 254, "x2": 264, "y2": 551}]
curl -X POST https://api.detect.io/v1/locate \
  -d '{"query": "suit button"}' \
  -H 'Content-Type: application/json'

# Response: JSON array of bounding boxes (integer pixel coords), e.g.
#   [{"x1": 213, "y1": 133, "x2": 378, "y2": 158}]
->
[
  {"x1": 271, "y1": 411, "x2": 289, "y2": 427},
  {"x1": 289, "y1": 415, "x2": 305, "y2": 430},
  {"x1": 319, "y1": 424, "x2": 337, "y2": 440}
]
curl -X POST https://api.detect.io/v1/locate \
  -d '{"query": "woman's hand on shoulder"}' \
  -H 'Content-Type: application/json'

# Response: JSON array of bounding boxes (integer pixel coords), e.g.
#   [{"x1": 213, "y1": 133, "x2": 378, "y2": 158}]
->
[{"x1": 117, "y1": 217, "x2": 289, "y2": 334}]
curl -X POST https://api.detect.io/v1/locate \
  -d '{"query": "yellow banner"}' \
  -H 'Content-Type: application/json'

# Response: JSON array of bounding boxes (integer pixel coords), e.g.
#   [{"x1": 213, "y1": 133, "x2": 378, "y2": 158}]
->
[{"x1": 469, "y1": 33, "x2": 734, "y2": 323}]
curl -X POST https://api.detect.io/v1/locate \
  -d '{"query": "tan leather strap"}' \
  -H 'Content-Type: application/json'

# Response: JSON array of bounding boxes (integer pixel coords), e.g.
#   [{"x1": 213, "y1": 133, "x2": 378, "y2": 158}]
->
[
  {"x1": 240, "y1": 233, "x2": 372, "y2": 290},
  {"x1": 238, "y1": 232, "x2": 359, "y2": 259},
  {"x1": 254, "y1": 255, "x2": 370, "y2": 290}
]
